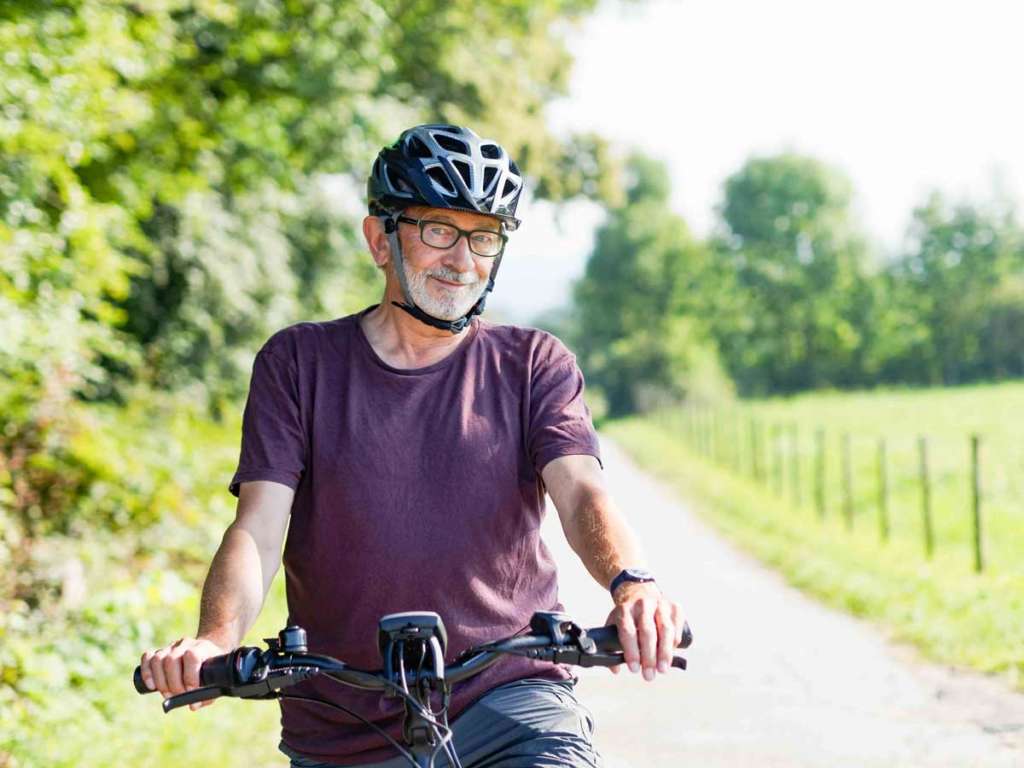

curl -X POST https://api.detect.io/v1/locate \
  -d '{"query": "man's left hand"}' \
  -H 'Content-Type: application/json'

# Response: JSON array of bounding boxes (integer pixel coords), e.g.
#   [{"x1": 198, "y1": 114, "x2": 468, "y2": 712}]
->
[{"x1": 605, "y1": 582, "x2": 685, "y2": 682}]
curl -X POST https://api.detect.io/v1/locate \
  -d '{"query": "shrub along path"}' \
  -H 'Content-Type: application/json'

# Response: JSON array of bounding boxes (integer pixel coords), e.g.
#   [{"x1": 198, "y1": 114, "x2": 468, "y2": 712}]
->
[{"x1": 542, "y1": 437, "x2": 1024, "y2": 767}]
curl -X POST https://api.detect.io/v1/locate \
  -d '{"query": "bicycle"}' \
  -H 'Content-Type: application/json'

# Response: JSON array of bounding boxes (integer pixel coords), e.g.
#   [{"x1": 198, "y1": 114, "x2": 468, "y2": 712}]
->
[{"x1": 134, "y1": 610, "x2": 692, "y2": 768}]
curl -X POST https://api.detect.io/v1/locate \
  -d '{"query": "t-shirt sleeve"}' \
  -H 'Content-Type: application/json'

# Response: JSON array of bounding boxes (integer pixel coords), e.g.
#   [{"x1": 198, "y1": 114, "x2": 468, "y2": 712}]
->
[
  {"x1": 229, "y1": 347, "x2": 307, "y2": 497},
  {"x1": 528, "y1": 342, "x2": 602, "y2": 475}
]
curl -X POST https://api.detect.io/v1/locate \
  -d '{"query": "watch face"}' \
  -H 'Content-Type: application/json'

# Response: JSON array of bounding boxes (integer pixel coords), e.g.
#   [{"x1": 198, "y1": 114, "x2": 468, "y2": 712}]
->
[{"x1": 624, "y1": 568, "x2": 655, "y2": 581}]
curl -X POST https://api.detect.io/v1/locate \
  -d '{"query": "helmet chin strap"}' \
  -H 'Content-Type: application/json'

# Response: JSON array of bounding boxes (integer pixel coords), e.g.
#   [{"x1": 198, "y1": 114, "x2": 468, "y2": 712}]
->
[{"x1": 384, "y1": 216, "x2": 502, "y2": 335}]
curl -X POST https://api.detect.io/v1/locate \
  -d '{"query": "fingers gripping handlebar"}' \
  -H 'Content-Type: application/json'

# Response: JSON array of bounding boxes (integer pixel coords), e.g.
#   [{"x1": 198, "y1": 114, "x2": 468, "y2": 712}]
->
[
  {"x1": 133, "y1": 647, "x2": 322, "y2": 712},
  {"x1": 134, "y1": 612, "x2": 693, "y2": 712},
  {"x1": 510, "y1": 612, "x2": 691, "y2": 670}
]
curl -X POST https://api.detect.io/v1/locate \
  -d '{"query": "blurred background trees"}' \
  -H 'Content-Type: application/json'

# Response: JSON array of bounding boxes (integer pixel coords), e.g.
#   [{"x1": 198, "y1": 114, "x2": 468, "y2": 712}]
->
[
  {"x1": 708, "y1": 154, "x2": 876, "y2": 395},
  {"x1": 875, "y1": 194, "x2": 1024, "y2": 386},
  {"x1": 569, "y1": 154, "x2": 730, "y2": 417},
  {"x1": 565, "y1": 152, "x2": 1024, "y2": 407}
]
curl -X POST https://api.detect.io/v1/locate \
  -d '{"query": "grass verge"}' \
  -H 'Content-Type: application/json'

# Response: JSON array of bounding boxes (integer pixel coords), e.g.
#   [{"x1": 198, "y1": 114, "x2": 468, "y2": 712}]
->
[{"x1": 2, "y1": 400, "x2": 292, "y2": 768}]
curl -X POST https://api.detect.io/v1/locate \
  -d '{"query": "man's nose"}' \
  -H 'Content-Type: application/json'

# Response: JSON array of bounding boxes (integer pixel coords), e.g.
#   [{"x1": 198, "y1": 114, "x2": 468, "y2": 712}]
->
[{"x1": 443, "y1": 233, "x2": 477, "y2": 271}]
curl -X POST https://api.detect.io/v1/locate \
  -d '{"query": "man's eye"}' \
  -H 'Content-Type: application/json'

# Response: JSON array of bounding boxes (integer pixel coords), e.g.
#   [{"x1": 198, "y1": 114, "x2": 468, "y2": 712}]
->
[
  {"x1": 429, "y1": 226, "x2": 453, "y2": 237},
  {"x1": 472, "y1": 233, "x2": 497, "y2": 244}
]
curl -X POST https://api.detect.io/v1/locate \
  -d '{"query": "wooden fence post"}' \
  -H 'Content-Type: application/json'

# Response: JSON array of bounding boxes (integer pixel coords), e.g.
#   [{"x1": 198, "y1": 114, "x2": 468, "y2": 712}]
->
[
  {"x1": 707, "y1": 407, "x2": 714, "y2": 460},
  {"x1": 971, "y1": 435, "x2": 983, "y2": 573},
  {"x1": 705, "y1": 407, "x2": 712, "y2": 459},
  {"x1": 841, "y1": 433, "x2": 853, "y2": 530},
  {"x1": 773, "y1": 423, "x2": 783, "y2": 495},
  {"x1": 791, "y1": 423, "x2": 801, "y2": 507},
  {"x1": 877, "y1": 437, "x2": 890, "y2": 542},
  {"x1": 815, "y1": 428, "x2": 826, "y2": 519},
  {"x1": 750, "y1": 417, "x2": 760, "y2": 482},
  {"x1": 918, "y1": 436, "x2": 934, "y2": 559},
  {"x1": 734, "y1": 411, "x2": 743, "y2": 473},
  {"x1": 714, "y1": 408, "x2": 723, "y2": 465},
  {"x1": 712, "y1": 408, "x2": 719, "y2": 464}
]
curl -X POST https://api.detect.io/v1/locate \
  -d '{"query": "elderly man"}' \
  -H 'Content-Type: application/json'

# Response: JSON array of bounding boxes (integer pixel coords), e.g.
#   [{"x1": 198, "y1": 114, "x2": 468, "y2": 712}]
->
[{"x1": 140, "y1": 124, "x2": 686, "y2": 767}]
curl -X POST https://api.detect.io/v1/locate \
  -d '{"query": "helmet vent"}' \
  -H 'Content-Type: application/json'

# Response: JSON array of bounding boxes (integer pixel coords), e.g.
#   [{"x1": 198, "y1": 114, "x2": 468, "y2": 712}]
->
[
  {"x1": 482, "y1": 166, "x2": 498, "y2": 191},
  {"x1": 480, "y1": 144, "x2": 502, "y2": 159},
  {"x1": 501, "y1": 178, "x2": 518, "y2": 197},
  {"x1": 452, "y1": 159, "x2": 473, "y2": 188},
  {"x1": 435, "y1": 134, "x2": 469, "y2": 154},
  {"x1": 426, "y1": 166, "x2": 456, "y2": 196},
  {"x1": 386, "y1": 165, "x2": 412, "y2": 194},
  {"x1": 408, "y1": 136, "x2": 433, "y2": 159}
]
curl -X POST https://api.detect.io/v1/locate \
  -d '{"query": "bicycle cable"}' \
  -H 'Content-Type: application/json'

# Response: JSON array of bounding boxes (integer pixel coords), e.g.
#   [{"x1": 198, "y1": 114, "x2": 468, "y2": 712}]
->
[
  {"x1": 277, "y1": 694, "x2": 419, "y2": 767},
  {"x1": 318, "y1": 666, "x2": 456, "y2": 767},
  {"x1": 438, "y1": 710, "x2": 464, "y2": 768}
]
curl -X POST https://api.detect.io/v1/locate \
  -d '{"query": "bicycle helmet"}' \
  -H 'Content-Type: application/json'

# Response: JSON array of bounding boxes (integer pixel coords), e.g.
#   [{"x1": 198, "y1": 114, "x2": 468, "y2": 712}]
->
[
  {"x1": 368, "y1": 124, "x2": 523, "y2": 231},
  {"x1": 366, "y1": 124, "x2": 524, "y2": 333}
]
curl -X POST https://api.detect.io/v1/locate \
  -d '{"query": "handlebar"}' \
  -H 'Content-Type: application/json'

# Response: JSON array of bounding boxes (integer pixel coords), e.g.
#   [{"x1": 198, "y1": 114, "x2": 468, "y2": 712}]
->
[{"x1": 134, "y1": 613, "x2": 692, "y2": 713}]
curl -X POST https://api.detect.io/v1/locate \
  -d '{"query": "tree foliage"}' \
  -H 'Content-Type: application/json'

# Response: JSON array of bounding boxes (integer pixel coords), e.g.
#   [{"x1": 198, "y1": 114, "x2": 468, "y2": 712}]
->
[
  {"x1": 876, "y1": 194, "x2": 1024, "y2": 385},
  {"x1": 570, "y1": 154, "x2": 731, "y2": 416},
  {"x1": 1, "y1": 0, "x2": 612, "y2": 411},
  {"x1": 569, "y1": 151, "x2": 1024, "y2": 407},
  {"x1": 0, "y1": 2, "x2": 616, "y2": 757},
  {"x1": 709, "y1": 154, "x2": 875, "y2": 394}
]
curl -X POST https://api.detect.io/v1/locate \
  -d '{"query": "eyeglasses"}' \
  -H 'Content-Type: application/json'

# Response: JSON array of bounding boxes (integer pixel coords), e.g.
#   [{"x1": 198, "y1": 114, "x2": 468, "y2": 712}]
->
[{"x1": 396, "y1": 215, "x2": 507, "y2": 258}]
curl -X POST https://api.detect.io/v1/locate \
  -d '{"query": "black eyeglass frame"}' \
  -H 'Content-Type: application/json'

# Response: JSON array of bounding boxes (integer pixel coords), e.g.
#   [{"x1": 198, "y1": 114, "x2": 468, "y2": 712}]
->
[{"x1": 395, "y1": 215, "x2": 508, "y2": 258}]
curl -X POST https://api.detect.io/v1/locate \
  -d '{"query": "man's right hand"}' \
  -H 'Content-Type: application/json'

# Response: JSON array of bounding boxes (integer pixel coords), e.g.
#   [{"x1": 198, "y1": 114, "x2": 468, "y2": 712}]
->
[{"x1": 139, "y1": 637, "x2": 228, "y2": 710}]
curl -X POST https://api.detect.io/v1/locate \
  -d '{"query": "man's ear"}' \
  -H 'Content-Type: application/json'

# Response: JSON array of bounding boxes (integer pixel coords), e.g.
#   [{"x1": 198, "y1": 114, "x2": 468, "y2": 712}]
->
[{"x1": 362, "y1": 215, "x2": 390, "y2": 269}]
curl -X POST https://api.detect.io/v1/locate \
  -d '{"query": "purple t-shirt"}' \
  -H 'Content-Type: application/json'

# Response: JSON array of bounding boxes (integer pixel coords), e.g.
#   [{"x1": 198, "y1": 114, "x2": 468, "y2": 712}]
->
[{"x1": 229, "y1": 307, "x2": 601, "y2": 765}]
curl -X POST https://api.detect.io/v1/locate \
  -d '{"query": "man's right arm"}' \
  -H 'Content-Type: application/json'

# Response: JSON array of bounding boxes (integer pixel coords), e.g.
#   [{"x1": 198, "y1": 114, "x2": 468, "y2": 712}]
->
[{"x1": 139, "y1": 481, "x2": 293, "y2": 707}]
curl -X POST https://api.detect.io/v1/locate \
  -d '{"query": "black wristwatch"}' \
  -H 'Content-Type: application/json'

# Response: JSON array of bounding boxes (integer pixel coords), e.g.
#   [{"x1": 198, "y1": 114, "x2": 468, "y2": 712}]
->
[{"x1": 609, "y1": 568, "x2": 656, "y2": 596}]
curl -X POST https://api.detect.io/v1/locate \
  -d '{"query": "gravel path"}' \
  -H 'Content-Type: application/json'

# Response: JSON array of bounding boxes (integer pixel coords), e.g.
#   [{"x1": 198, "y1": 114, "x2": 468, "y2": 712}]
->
[{"x1": 542, "y1": 437, "x2": 1024, "y2": 768}]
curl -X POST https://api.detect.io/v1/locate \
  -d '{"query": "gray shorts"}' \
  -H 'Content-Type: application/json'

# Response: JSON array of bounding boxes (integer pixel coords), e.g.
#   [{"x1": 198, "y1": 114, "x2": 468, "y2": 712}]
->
[{"x1": 281, "y1": 676, "x2": 602, "y2": 767}]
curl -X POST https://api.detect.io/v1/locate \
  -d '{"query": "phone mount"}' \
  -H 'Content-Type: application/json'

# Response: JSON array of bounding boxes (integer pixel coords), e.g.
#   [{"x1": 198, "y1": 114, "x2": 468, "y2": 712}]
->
[
  {"x1": 377, "y1": 612, "x2": 450, "y2": 749},
  {"x1": 378, "y1": 612, "x2": 448, "y2": 692}
]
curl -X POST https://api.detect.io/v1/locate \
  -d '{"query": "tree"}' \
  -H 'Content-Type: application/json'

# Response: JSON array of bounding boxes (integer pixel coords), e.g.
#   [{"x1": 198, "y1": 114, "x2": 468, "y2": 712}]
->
[
  {"x1": 879, "y1": 194, "x2": 1024, "y2": 384},
  {"x1": 571, "y1": 154, "x2": 731, "y2": 416},
  {"x1": 1, "y1": 0, "x2": 616, "y2": 411},
  {"x1": 711, "y1": 153, "x2": 875, "y2": 394}
]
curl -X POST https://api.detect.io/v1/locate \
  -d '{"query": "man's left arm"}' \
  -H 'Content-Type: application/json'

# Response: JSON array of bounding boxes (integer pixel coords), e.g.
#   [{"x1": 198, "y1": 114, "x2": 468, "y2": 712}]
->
[{"x1": 541, "y1": 454, "x2": 686, "y2": 682}]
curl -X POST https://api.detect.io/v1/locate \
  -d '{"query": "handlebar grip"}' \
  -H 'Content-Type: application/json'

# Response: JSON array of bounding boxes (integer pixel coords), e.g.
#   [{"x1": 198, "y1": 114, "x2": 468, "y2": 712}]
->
[
  {"x1": 133, "y1": 648, "x2": 260, "y2": 696},
  {"x1": 586, "y1": 620, "x2": 693, "y2": 650},
  {"x1": 133, "y1": 666, "x2": 154, "y2": 694},
  {"x1": 199, "y1": 652, "x2": 238, "y2": 688}
]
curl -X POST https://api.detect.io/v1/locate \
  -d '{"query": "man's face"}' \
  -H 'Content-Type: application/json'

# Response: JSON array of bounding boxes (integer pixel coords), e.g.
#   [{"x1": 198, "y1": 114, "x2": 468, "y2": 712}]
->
[{"x1": 395, "y1": 206, "x2": 502, "y2": 321}]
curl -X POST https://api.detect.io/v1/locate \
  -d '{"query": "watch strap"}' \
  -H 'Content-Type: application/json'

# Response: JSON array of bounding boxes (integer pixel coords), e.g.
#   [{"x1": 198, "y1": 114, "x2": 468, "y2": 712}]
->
[{"x1": 609, "y1": 568, "x2": 656, "y2": 596}]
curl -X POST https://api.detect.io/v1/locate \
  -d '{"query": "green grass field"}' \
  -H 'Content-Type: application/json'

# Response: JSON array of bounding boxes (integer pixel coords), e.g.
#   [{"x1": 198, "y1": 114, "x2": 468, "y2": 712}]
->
[{"x1": 604, "y1": 381, "x2": 1024, "y2": 690}]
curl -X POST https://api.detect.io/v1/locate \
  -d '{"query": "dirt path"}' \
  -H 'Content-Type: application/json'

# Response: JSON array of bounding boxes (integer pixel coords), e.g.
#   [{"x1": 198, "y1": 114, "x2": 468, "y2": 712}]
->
[{"x1": 541, "y1": 438, "x2": 1024, "y2": 767}]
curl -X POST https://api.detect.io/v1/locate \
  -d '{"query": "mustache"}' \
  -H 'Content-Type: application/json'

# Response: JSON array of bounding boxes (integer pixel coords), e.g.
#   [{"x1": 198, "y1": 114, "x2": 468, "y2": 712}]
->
[{"x1": 427, "y1": 268, "x2": 479, "y2": 286}]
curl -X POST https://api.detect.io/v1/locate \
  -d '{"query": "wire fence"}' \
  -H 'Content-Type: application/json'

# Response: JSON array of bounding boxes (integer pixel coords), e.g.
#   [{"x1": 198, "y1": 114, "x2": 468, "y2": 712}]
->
[{"x1": 675, "y1": 405, "x2": 1024, "y2": 574}]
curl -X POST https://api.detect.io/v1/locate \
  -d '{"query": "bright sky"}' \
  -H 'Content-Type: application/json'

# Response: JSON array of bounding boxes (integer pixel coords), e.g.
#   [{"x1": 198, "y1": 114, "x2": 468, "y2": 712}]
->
[{"x1": 490, "y1": 0, "x2": 1024, "y2": 323}]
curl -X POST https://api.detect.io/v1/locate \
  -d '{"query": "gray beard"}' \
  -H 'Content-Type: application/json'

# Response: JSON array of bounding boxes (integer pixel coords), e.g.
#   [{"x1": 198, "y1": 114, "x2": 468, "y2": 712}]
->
[{"x1": 402, "y1": 264, "x2": 487, "y2": 321}]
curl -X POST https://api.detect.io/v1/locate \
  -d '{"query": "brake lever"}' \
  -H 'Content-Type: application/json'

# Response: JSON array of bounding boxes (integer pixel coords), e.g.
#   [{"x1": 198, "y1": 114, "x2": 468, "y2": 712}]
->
[
  {"x1": 534, "y1": 647, "x2": 687, "y2": 670},
  {"x1": 233, "y1": 665, "x2": 319, "y2": 699},
  {"x1": 161, "y1": 666, "x2": 319, "y2": 712},
  {"x1": 163, "y1": 685, "x2": 226, "y2": 712}
]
